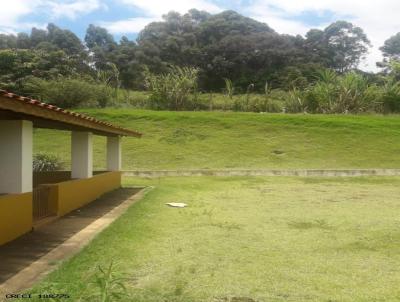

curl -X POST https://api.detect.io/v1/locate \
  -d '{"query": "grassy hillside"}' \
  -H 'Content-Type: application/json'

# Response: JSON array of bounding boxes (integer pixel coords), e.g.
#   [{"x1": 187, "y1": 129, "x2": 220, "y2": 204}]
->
[{"x1": 34, "y1": 110, "x2": 400, "y2": 170}]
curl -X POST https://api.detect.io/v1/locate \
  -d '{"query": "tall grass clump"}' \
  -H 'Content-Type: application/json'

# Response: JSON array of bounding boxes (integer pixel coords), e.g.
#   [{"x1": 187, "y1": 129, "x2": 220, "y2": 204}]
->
[
  {"x1": 309, "y1": 72, "x2": 373, "y2": 113},
  {"x1": 144, "y1": 66, "x2": 199, "y2": 110},
  {"x1": 223, "y1": 78, "x2": 234, "y2": 100},
  {"x1": 86, "y1": 262, "x2": 128, "y2": 302},
  {"x1": 379, "y1": 78, "x2": 400, "y2": 113},
  {"x1": 223, "y1": 78, "x2": 234, "y2": 110},
  {"x1": 284, "y1": 88, "x2": 307, "y2": 113}
]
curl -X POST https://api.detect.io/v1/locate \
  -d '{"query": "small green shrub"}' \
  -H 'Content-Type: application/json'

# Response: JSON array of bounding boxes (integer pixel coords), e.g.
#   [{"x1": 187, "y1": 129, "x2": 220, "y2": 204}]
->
[
  {"x1": 88, "y1": 262, "x2": 128, "y2": 302},
  {"x1": 33, "y1": 153, "x2": 64, "y2": 172}
]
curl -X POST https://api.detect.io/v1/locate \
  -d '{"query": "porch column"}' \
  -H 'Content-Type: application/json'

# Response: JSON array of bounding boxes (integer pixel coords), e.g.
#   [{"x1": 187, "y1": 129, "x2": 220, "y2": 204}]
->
[
  {"x1": 107, "y1": 136, "x2": 121, "y2": 171},
  {"x1": 0, "y1": 120, "x2": 33, "y2": 194},
  {"x1": 71, "y1": 131, "x2": 93, "y2": 179}
]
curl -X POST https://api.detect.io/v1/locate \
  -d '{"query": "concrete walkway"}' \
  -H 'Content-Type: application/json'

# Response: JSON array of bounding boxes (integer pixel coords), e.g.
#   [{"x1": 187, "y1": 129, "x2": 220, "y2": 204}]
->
[
  {"x1": 124, "y1": 168, "x2": 400, "y2": 178},
  {"x1": 0, "y1": 187, "x2": 148, "y2": 296}
]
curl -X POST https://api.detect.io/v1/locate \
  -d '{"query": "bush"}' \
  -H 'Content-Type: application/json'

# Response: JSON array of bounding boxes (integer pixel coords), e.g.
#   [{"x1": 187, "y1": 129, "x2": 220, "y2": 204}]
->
[
  {"x1": 18, "y1": 76, "x2": 113, "y2": 108},
  {"x1": 264, "y1": 98, "x2": 284, "y2": 113},
  {"x1": 10, "y1": 67, "x2": 400, "y2": 114},
  {"x1": 33, "y1": 153, "x2": 64, "y2": 172},
  {"x1": 145, "y1": 66, "x2": 199, "y2": 110},
  {"x1": 379, "y1": 79, "x2": 400, "y2": 113},
  {"x1": 292, "y1": 70, "x2": 382, "y2": 113}
]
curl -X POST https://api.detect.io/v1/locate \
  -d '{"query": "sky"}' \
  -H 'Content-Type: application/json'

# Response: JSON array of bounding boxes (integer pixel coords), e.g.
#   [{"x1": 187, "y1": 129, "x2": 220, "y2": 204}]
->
[{"x1": 1, "y1": 0, "x2": 400, "y2": 72}]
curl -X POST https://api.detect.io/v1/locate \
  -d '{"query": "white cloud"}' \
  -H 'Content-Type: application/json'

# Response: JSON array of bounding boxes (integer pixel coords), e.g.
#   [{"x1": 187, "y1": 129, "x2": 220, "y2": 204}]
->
[
  {"x1": 247, "y1": 10, "x2": 317, "y2": 36},
  {"x1": 101, "y1": 17, "x2": 159, "y2": 34},
  {"x1": 0, "y1": 22, "x2": 47, "y2": 35},
  {"x1": 0, "y1": 0, "x2": 104, "y2": 33},
  {"x1": 47, "y1": 0, "x2": 105, "y2": 19},
  {"x1": 0, "y1": 0, "x2": 40, "y2": 30},
  {"x1": 118, "y1": 0, "x2": 222, "y2": 16},
  {"x1": 102, "y1": 0, "x2": 224, "y2": 38}
]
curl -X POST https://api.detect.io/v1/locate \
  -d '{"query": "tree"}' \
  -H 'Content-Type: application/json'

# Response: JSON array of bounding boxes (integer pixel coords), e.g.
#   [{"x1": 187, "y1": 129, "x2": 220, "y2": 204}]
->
[
  {"x1": 137, "y1": 9, "x2": 305, "y2": 91},
  {"x1": 30, "y1": 28, "x2": 47, "y2": 47},
  {"x1": 305, "y1": 21, "x2": 370, "y2": 72},
  {"x1": 85, "y1": 24, "x2": 116, "y2": 50},
  {"x1": 380, "y1": 33, "x2": 400, "y2": 66},
  {"x1": 84, "y1": 25, "x2": 142, "y2": 88},
  {"x1": 84, "y1": 25, "x2": 116, "y2": 70},
  {"x1": 0, "y1": 34, "x2": 17, "y2": 49},
  {"x1": 304, "y1": 29, "x2": 330, "y2": 66},
  {"x1": 137, "y1": 10, "x2": 205, "y2": 70},
  {"x1": 196, "y1": 11, "x2": 305, "y2": 90},
  {"x1": 324, "y1": 21, "x2": 370, "y2": 72},
  {"x1": 0, "y1": 49, "x2": 36, "y2": 88},
  {"x1": 47, "y1": 23, "x2": 85, "y2": 56},
  {"x1": 113, "y1": 37, "x2": 142, "y2": 89},
  {"x1": 16, "y1": 33, "x2": 31, "y2": 49}
]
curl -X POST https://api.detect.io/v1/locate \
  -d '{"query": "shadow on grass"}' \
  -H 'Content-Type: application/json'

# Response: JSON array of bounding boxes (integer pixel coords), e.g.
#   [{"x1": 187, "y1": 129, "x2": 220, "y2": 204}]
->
[
  {"x1": 337, "y1": 231, "x2": 400, "y2": 253},
  {"x1": 288, "y1": 219, "x2": 334, "y2": 230}
]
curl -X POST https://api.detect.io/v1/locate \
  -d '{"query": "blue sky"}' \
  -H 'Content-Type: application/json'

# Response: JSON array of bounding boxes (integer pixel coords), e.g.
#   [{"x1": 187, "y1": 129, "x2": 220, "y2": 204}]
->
[{"x1": 1, "y1": 0, "x2": 400, "y2": 71}]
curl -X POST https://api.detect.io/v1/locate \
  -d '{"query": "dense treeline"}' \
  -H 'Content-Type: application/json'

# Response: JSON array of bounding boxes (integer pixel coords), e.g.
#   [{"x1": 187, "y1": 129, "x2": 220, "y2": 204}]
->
[{"x1": 1, "y1": 9, "x2": 400, "y2": 112}]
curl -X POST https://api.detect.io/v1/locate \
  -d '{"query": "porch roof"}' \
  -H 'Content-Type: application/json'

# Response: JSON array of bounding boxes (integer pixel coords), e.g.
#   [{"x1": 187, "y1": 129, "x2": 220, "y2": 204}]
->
[{"x1": 0, "y1": 90, "x2": 142, "y2": 137}]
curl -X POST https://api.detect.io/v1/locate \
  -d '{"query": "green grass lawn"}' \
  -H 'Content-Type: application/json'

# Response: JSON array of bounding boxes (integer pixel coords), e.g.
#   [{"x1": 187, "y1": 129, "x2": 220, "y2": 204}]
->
[
  {"x1": 28, "y1": 176, "x2": 400, "y2": 301},
  {"x1": 34, "y1": 110, "x2": 400, "y2": 170}
]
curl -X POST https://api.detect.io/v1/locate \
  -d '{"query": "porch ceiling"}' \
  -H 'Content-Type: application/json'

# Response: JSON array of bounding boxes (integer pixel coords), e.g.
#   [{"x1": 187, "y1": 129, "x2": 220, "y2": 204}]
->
[{"x1": 0, "y1": 90, "x2": 142, "y2": 137}]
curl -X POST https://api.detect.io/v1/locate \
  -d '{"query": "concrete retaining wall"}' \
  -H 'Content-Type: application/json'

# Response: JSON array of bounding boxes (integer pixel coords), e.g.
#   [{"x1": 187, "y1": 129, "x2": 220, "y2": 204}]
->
[{"x1": 124, "y1": 169, "x2": 400, "y2": 178}]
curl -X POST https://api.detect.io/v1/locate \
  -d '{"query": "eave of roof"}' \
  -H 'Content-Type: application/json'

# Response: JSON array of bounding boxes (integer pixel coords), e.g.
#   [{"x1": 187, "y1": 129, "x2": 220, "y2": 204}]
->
[{"x1": 0, "y1": 90, "x2": 142, "y2": 137}]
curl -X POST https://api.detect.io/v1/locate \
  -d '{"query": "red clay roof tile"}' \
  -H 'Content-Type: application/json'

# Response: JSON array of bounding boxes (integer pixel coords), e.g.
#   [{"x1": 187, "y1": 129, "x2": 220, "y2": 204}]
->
[{"x1": 0, "y1": 90, "x2": 142, "y2": 137}]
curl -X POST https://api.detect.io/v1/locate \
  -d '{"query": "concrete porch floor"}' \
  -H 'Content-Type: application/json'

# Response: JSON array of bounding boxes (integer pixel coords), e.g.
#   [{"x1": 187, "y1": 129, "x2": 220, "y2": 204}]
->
[{"x1": 0, "y1": 187, "x2": 147, "y2": 295}]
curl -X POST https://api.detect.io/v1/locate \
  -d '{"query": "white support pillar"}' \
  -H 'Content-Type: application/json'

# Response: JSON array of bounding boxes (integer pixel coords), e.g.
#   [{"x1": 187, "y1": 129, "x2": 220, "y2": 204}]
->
[
  {"x1": 0, "y1": 120, "x2": 33, "y2": 194},
  {"x1": 107, "y1": 136, "x2": 121, "y2": 171},
  {"x1": 71, "y1": 131, "x2": 93, "y2": 179}
]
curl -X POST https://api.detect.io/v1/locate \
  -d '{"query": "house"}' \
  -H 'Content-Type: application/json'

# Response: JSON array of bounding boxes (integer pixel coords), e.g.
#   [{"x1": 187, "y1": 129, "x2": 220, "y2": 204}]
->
[{"x1": 0, "y1": 90, "x2": 141, "y2": 245}]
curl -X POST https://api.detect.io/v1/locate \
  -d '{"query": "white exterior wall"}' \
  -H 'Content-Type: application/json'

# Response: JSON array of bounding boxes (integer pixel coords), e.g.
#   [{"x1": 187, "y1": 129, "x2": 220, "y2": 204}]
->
[
  {"x1": 107, "y1": 136, "x2": 121, "y2": 171},
  {"x1": 71, "y1": 131, "x2": 93, "y2": 179},
  {"x1": 0, "y1": 120, "x2": 33, "y2": 194}
]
